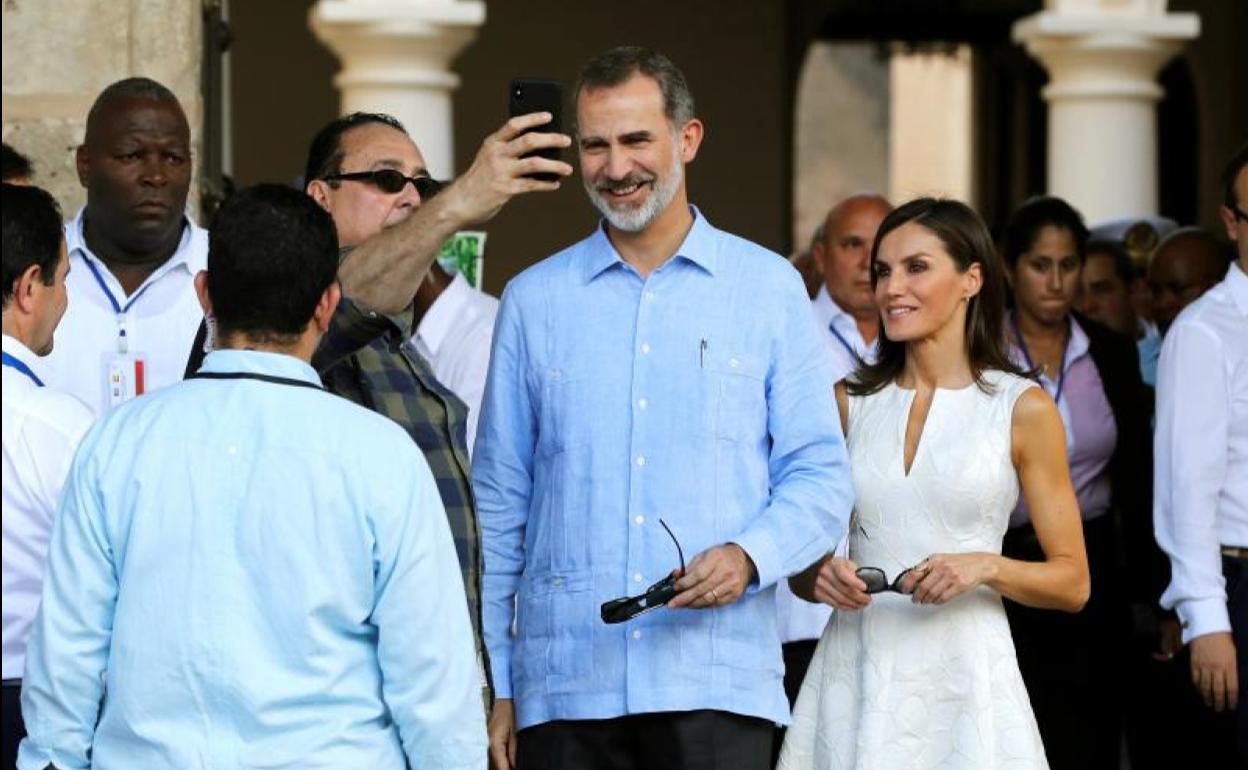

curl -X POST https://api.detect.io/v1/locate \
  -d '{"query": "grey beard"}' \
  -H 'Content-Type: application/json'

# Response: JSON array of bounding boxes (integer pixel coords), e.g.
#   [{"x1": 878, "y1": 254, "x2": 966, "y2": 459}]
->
[{"x1": 584, "y1": 151, "x2": 684, "y2": 233}]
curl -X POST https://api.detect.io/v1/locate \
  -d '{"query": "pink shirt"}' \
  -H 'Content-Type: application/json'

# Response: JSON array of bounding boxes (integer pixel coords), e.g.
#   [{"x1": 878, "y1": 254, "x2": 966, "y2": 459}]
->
[{"x1": 1009, "y1": 316, "x2": 1117, "y2": 527}]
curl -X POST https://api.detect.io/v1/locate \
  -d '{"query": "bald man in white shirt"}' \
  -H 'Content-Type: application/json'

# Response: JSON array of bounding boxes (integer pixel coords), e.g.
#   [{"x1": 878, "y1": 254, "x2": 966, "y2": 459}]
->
[
  {"x1": 1154, "y1": 143, "x2": 1248, "y2": 762},
  {"x1": 1, "y1": 184, "x2": 94, "y2": 768}
]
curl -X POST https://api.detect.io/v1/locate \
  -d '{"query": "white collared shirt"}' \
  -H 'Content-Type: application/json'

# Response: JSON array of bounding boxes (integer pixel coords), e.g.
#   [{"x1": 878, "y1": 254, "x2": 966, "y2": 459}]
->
[
  {"x1": 41, "y1": 207, "x2": 208, "y2": 415},
  {"x1": 774, "y1": 287, "x2": 878, "y2": 645},
  {"x1": 411, "y1": 272, "x2": 499, "y2": 457},
  {"x1": 2, "y1": 334, "x2": 94, "y2": 679},
  {"x1": 1155, "y1": 262, "x2": 1248, "y2": 643},
  {"x1": 811, "y1": 284, "x2": 876, "y2": 383}
]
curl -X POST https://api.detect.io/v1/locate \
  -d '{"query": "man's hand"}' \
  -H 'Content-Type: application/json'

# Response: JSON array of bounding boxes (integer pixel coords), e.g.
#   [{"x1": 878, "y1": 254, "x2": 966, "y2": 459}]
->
[
  {"x1": 441, "y1": 112, "x2": 573, "y2": 226},
  {"x1": 488, "y1": 698, "x2": 518, "y2": 770},
  {"x1": 1190, "y1": 631, "x2": 1239, "y2": 712},
  {"x1": 669, "y1": 543, "x2": 756, "y2": 609}
]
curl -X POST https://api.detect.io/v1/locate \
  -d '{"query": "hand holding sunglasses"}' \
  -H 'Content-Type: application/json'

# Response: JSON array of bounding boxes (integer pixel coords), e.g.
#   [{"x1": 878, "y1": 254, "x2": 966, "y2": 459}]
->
[{"x1": 600, "y1": 520, "x2": 685, "y2": 624}]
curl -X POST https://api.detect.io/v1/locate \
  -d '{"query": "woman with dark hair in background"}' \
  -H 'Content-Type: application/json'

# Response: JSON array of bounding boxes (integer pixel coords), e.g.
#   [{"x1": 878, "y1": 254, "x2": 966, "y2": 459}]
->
[
  {"x1": 778, "y1": 198, "x2": 1089, "y2": 770},
  {"x1": 1000, "y1": 196, "x2": 1154, "y2": 770}
]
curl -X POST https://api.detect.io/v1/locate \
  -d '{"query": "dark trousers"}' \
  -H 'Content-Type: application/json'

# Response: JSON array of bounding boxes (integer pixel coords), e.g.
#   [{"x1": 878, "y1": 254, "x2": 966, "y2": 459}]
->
[
  {"x1": 1, "y1": 681, "x2": 23, "y2": 770},
  {"x1": 516, "y1": 710, "x2": 773, "y2": 770},
  {"x1": 771, "y1": 640, "x2": 818, "y2": 767},
  {"x1": 1004, "y1": 515, "x2": 1130, "y2": 770}
]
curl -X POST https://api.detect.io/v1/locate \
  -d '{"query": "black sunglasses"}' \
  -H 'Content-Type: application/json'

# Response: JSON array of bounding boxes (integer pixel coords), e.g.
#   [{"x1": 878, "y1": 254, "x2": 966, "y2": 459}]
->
[
  {"x1": 855, "y1": 566, "x2": 916, "y2": 595},
  {"x1": 1232, "y1": 204, "x2": 1248, "y2": 223},
  {"x1": 322, "y1": 169, "x2": 446, "y2": 199},
  {"x1": 601, "y1": 519, "x2": 684, "y2": 624}
]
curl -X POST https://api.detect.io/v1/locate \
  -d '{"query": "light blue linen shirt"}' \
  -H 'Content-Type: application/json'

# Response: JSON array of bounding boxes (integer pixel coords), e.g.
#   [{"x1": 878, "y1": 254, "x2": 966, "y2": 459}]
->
[
  {"x1": 473, "y1": 208, "x2": 853, "y2": 729},
  {"x1": 18, "y1": 350, "x2": 486, "y2": 770}
]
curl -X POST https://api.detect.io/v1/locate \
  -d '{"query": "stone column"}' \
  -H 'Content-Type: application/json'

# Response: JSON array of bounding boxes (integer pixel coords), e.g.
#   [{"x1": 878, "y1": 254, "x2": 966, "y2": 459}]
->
[
  {"x1": 309, "y1": 0, "x2": 486, "y2": 178},
  {"x1": 1013, "y1": 1, "x2": 1199, "y2": 223}
]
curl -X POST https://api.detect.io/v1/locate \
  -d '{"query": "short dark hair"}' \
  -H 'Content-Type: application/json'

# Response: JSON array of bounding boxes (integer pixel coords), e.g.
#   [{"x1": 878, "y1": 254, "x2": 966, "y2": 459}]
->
[
  {"x1": 303, "y1": 112, "x2": 408, "y2": 188},
  {"x1": 847, "y1": 198, "x2": 1030, "y2": 396},
  {"x1": 2, "y1": 142, "x2": 33, "y2": 182},
  {"x1": 575, "y1": 46, "x2": 695, "y2": 129},
  {"x1": 1085, "y1": 238, "x2": 1137, "y2": 285},
  {"x1": 2, "y1": 183, "x2": 64, "y2": 308},
  {"x1": 1001, "y1": 195, "x2": 1090, "y2": 267},
  {"x1": 207, "y1": 184, "x2": 339, "y2": 342},
  {"x1": 1223, "y1": 140, "x2": 1248, "y2": 210},
  {"x1": 85, "y1": 77, "x2": 181, "y2": 133}
]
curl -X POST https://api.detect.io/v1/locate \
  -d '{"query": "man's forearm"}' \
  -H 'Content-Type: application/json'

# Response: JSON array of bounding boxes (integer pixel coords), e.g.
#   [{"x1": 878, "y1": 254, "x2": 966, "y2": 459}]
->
[{"x1": 337, "y1": 192, "x2": 463, "y2": 314}]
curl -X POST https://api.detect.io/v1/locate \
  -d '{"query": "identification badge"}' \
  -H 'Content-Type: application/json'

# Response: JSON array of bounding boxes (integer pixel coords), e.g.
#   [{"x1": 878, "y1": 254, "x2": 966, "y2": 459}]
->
[{"x1": 103, "y1": 351, "x2": 147, "y2": 408}]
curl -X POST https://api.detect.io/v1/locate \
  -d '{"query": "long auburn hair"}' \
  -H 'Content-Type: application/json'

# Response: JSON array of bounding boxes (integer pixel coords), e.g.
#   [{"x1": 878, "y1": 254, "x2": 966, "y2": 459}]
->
[{"x1": 846, "y1": 197, "x2": 1030, "y2": 396}]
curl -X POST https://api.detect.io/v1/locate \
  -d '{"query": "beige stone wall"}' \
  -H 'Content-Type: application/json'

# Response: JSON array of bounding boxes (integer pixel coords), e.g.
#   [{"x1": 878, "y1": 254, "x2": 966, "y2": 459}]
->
[{"x1": 1, "y1": 0, "x2": 203, "y2": 217}]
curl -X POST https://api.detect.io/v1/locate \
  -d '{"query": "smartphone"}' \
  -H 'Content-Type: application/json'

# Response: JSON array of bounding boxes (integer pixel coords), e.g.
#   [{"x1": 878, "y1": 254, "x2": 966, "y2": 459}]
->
[{"x1": 508, "y1": 78, "x2": 564, "y2": 182}]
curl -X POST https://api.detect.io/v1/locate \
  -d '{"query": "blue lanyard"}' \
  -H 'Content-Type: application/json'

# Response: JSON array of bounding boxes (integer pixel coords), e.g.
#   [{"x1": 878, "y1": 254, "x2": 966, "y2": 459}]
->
[
  {"x1": 1, "y1": 351, "x2": 44, "y2": 387},
  {"x1": 83, "y1": 256, "x2": 155, "y2": 352},
  {"x1": 1010, "y1": 314, "x2": 1069, "y2": 405},
  {"x1": 828, "y1": 322, "x2": 859, "y2": 359}
]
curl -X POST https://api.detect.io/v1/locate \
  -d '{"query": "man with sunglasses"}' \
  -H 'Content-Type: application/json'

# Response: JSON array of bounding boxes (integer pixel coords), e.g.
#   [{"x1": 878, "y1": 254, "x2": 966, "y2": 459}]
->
[
  {"x1": 1153, "y1": 142, "x2": 1248, "y2": 763},
  {"x1": 184, "y1": 110, "x2": 572, "y2": 708}
]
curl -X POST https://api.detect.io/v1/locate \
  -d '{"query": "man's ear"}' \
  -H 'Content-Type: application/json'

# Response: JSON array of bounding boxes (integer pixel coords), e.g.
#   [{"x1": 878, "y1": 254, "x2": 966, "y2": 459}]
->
[
  {"x1": 75, "y1": 144, "x2": 91, "y2": 189},
  {"x1": 194, "y1": 270, "x2": 213, "y2": 317},
  {"x1": 11, "y1": 264, "x2": 44, "y2": 315},
  {"x1": 306, "y1": 180, "x2": 333, "y2": 213},
  {"x1": 1220, "y1": 205, "x2": 1240, "y2": 243},
  {"x1": 679, "y1": 118, "x2": 704, "y2": 164},
  {"x1": 313, "y1": 281, "x2": 342, "y2": 333}
]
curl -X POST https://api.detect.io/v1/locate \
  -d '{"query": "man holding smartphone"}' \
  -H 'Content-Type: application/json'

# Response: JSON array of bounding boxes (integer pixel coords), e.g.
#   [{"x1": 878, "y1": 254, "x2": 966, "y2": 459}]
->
[{"x1": 475, "y1": 46, "x2": 852, "y2": 770}]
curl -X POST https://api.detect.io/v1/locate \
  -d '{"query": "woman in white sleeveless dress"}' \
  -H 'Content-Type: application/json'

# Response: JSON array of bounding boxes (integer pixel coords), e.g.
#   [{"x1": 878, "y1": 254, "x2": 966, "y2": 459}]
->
[{"x1": 778, "y1": 198, "x2": 1091, "y2": 770}]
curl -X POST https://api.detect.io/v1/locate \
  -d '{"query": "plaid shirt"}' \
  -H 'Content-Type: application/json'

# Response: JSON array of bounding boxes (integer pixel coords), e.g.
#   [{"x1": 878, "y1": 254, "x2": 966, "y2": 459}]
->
[{"x1": 310, "y1": 298, "x2": 488, "y2": 692}]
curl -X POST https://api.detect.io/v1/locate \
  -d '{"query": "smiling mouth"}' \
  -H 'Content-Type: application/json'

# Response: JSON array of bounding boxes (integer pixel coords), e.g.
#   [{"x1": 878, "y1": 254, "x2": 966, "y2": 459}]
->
[
  {"x1": 600, "y1": 179, "x2": 652, "y2": 199},
  {"x1": 886, "y1": 307, "x2": 917, "y2": 317}
]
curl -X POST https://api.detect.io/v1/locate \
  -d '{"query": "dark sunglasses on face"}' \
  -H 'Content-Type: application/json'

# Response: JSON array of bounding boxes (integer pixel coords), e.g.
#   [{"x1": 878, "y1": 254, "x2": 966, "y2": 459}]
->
[
  {"x1": 601, "y1": 519, "x2": 685, "y2": 624},
  {"x1": 322, "y1": 169, "x2": 446, "y2": 199},
  {"x1": 1232, "y1": 204, "x2": 1248, "y2": 223}
]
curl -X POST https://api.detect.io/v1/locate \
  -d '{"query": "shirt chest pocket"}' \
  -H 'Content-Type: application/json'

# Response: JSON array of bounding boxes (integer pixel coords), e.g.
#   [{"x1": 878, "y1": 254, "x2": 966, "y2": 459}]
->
[{"x1": 698, "y1": 352, "x2": 767, "y2": 443}]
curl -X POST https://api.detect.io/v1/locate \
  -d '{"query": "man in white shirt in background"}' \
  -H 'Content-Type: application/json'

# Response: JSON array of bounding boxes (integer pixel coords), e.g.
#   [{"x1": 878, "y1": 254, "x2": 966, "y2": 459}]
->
[
  {"x1": 1, "y1": 183, "x2": 94, "y2": 769},
  {"x1": 808, "y1": 193, "x2": 891, "y2": 378},
  {"x1": 42, "y1": 77, "x2": 208, "y2": 415},
  {"x1": 774, "y1": 193, "x2": 890, "y2": 743},
  {"x1": 411, "y1": 260, "x2": 499, "y2": 457},
  {"x1": 1154, "y1": 142, "x2": 1248, "y2": 764}
]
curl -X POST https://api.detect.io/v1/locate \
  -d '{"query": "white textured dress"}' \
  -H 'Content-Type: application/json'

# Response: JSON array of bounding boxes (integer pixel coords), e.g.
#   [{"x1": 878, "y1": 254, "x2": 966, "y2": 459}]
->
[{"x1": 778, "y1": 371, "x2": 1048, "y2": 770}]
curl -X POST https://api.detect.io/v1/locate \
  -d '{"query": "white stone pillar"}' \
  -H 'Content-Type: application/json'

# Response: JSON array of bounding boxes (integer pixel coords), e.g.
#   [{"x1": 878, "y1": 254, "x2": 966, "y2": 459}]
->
[
  {"x1": 309, "y1": 0, "x2": 486, "y2": 178},
  {"x1": 1013, "y1": 1, "x2": 1198, "y2": 223}
]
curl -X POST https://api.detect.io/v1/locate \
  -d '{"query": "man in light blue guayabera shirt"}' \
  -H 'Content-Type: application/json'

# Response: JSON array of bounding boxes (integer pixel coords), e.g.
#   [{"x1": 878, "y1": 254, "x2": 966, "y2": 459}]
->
[
  {"x1": 475, "y1": 47, "x2": 853, "y2": 770},
  {"x1": 18, "y1": 185, "x2": 486, "y2": 770}
]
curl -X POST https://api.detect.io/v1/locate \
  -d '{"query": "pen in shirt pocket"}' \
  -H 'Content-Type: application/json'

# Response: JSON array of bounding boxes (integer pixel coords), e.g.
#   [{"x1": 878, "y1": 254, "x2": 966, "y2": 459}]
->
[{"x1": 700, "y1": 338, "x2": 707, "y2": 368}]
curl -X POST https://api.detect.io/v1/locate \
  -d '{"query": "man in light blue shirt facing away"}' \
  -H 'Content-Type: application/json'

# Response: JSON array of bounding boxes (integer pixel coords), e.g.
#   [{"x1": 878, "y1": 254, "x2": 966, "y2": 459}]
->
[
  {"x1": 18, "y1": 185, "x2": 486, "y2": 770},
  {"x1": 476, "y1": 47, "x2": 852, "y2": 770}
]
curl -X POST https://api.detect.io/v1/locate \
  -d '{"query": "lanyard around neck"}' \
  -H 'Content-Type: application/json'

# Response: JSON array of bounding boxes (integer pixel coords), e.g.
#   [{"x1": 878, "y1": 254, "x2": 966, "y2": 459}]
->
[
  {"x1": 1010, "y1": 313, "x2": 1070, "y2": 405},
  {"x1": 828, "y1": 321, "x2": 860, "y2": 360},
  {"x1": 2, "y1": 351, "x2": 45, "y2": 387},
  {"x1": 82, "y1": 256, "x2": 158, "y2": 353}
]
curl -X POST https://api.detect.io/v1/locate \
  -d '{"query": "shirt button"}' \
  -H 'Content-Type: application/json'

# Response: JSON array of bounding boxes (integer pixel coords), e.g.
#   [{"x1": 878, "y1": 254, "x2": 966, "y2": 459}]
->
[
  {"x1": 227, "y1": 446, "x2": 237, "y2": 455},
  {"x1": 635, "y1": 515, "x2": 645, "y2": 525},
  {"x1": 634, "y1": 572, "x2": 644, "y2": 583},
  {"x1": 730, "y1": 358, "x2": 739, "y2": 369},
  {"x1": 638, "y1": 398, "x2": 648, "y2": 410},
  {"x1": 641, "y1": 343, "x2": 651, "y2": 355},
  {"x1": 636, "y1": 455, "x2": 646, "y2": 467},
  {"x1": 645, "y1": 291, "x2": 656, "y2": 302},
  {"x1": 632, "y1": 630, "x2": 642, "y2": 640}
]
